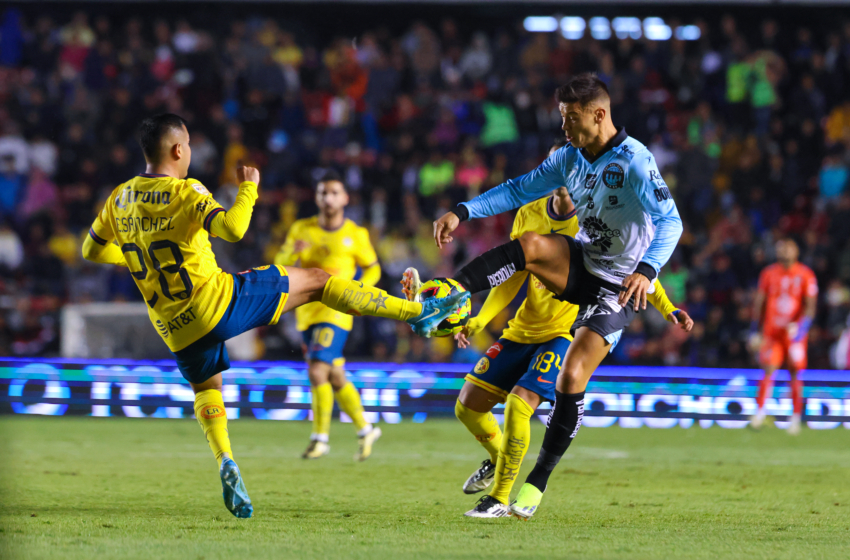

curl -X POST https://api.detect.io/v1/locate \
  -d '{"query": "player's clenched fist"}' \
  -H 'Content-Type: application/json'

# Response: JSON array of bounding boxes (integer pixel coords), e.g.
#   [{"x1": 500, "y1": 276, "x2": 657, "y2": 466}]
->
[
  {"x1": 433, "y1": 211, "x2": 460, "y2": 248},
  {"x1": 237, "y1": 165, "x2": 260, "y2": 185}
]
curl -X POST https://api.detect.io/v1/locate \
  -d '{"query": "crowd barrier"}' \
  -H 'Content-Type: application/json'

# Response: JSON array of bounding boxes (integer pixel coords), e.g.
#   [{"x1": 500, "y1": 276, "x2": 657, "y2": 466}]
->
[{"x1": 2, "y1": 358, "x2": 849, "y2": 429}]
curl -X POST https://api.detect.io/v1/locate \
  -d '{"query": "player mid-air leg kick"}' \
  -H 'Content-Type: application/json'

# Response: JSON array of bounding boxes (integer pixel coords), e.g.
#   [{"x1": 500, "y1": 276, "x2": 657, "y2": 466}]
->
[
  {"x1": 81, "y1": 114, "x2": 469, "y2": 519},
  {"x1": 408, "y1": 73, "x2": 683, "y2": 519},
  {"x1": 748, "y1": 239, "x2": 818, "y2": 435},
  {"x1": 409, "y1": 140, "x2": 692, "y2": 518},
  {"x1": 275, "y1": 172, "x2": 382, "y2": 461}
]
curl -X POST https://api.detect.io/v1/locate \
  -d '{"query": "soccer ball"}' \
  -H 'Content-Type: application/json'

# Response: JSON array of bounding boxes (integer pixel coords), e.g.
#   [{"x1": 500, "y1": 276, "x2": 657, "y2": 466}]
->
[{"x1": 418, "y1": 278, "x2": 471, "y2": 337}]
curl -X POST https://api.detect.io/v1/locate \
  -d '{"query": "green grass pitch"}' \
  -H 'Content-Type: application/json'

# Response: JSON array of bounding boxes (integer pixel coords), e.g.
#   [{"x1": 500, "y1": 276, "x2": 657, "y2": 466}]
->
[{"x1": 1, "y1": 417, "x2": 849, "y2": 560}]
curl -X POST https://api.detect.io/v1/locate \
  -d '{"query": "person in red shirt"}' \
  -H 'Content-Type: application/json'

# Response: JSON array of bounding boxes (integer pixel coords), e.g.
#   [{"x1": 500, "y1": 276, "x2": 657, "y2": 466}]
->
[{"x1": 749, "y1": 239, "x2": 818, "y2": 435}]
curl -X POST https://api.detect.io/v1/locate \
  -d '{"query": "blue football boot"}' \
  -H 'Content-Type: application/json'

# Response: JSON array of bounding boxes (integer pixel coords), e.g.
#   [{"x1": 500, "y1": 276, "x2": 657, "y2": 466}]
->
[
  {"x1": 220, "y1": 457, "x2": 253, "y2": 519},
  {"x1": 402, "y1": 267, "x2": 471, "y2": 338}
]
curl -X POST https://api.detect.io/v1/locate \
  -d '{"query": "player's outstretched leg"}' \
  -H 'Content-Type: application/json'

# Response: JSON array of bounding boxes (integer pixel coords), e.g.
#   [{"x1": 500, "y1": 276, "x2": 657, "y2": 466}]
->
[
  {"x1": 282, "y1": 267, "x2": 469, "y2": 338},
  {"x1": 192, "y1": 378, "x2": 253, "y2": 518},
  {"x1": 449, "y1": 233, "x2": 573, "y2": 296},
  {"x1": 788, "y1": 370, "x2": 803, "y2": 436}
]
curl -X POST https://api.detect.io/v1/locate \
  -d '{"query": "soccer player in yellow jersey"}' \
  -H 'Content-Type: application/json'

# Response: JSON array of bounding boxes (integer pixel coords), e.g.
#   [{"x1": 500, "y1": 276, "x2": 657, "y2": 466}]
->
[
  {"x1": 275, "y1": 173, "x2": 382, "y2": 461},
  {"x1": 409, "y1": 141, "x2": 692, "y2": 518},
  {"x1": 81, "y1": 114, "x2": 469, "y2": 519}
]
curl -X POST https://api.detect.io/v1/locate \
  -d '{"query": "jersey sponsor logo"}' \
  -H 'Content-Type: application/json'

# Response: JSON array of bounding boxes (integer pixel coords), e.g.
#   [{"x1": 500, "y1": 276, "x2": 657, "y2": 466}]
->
[
  {"x1": 584, "y1": 174, "x2": 598, "y2": 189},
  {"x1": 485, "y1": 342, "x2": 503, "y2": 358},
  {"x1": 474, "y1": 357, "x2": 490, "y2": 374},
  {"x1": 581, "y1": 304, "x2": 611, "y2": 321},
  {"x1": 581, "y1": 216, "x2": 621, "y2": 253},
  {"x1": 196, "y1": 200, "x2": 209, "y2": 214},
  {"x1": 621, "y1": 144, "x2": 635, "y2": 157},
  {"x1": 115, "y1": 188, "x2": 172, "y2": 210},
  {"x1": 653, "y1": 187, "x2": 672, "y2": 202},
  {"x1": 155, "y1": 319, "x2": 169, "y2": 339},
  {"x1": 591, "y1": 257, "x2": 617, "y2": 271},
  {"x1": 649, "y1": 170, "x2": 663, "y2": 182},
  {"x1": 162, "y1": 307, "x2": 198, "y2": 334},
  {"x1": 191, "y1": 183, "x2": 210, "y2": 196},
  {"x1": 253, "y1": 265, "x2": 271, "y2": 271},
  {"x1": 602, "y1": 163, "x2": 625, "y2": 189},
  {"x1": 487, "y1": 263, "x2": 516, "y2": 288},
  {"x1": 201, "y1": 406, "x2": 226, "y2": 419}
]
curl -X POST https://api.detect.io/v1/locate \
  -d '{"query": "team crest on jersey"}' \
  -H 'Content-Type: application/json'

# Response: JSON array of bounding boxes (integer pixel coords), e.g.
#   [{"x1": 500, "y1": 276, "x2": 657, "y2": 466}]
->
[
  {"x1": 474, "y1": 357, "x2": 490, "y2": 374},
  {"x1": 582, "y1": 216, "x2": 621, "y2": 253},
  {"x1": 602, "y1": 163, "x2": 624, "y2": 189},
  {"x1": 191, "y1": 183, "x2": 210, "y2": 196}
]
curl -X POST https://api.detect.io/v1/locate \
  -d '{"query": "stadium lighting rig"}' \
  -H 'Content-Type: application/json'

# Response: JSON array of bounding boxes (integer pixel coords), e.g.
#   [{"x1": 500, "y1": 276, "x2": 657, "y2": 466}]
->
[{"x1": 523, "y1": 15, "x2": 701, "y2": 41}]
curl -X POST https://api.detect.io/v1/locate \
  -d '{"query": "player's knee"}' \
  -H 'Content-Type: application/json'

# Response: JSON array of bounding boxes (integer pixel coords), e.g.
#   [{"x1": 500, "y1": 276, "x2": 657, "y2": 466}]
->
[
  {"x1": 518, "y1": 232, "x2": 545, "y2": 262},
  {"x1": 558, "y1": 362, "x2": 586, "y2": 389}
]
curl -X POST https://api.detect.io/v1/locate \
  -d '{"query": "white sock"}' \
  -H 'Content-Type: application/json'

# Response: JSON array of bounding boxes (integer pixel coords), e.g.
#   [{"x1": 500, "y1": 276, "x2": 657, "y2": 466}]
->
[
  {"x1": 357, "y1": 424, "x2": 374, "y2": 438},
  {"x1": 311, "y1": 433, "x2": 329, "y2": 443}
]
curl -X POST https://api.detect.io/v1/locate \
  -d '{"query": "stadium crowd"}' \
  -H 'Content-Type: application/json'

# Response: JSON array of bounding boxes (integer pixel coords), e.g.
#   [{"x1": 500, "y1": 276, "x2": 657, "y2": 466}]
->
[{"x1": 0, "y1": 8, "x2": 849, "y2": 367}]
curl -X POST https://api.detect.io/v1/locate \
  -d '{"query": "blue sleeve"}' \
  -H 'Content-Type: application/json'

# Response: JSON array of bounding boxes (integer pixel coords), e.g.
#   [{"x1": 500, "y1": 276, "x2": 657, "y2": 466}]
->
[
  {"x1": 461, "y1": 148, "x2": 570, "y2": 219},
  {"x1": 630, "y1": 153, "x2": 683, "y2": 278}
]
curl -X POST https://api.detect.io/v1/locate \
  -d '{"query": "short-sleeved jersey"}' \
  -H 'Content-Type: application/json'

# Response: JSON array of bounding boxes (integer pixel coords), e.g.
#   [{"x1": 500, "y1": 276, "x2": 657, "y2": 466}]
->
[
  {"x1": 502, "y1": 197, "x2": 579, "y2": 344},
  {"x1": 275, "y1": 216, "x2": 377, "y2": 331},
  {"x1": 88, "y1": 174, "x2": 233, "y2": 352},
  {"x1": 461, "y1": 128, "x2": 682, "y2": 285},
  {"x1": 758, "y1": 262, "x2": 818, "y2": 336}
]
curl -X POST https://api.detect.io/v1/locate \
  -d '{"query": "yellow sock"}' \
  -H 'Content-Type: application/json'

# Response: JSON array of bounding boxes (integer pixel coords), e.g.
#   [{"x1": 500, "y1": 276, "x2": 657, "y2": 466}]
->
[
  {"x1": 490, "y1": 393, "x2": 534, "y2": 504},
  {"x1": 321, "y1": 276, "x2": 422, "y2": 321},
  {"x1": 311, "y1": 382, "x2": 333, "y2": 440},
  {"x1": 335, "y1": 382, "x2": 370, "y2": 432},
  {"x1": 194, "y1": 389, "x2": 232, "y2": 467},
  {"x1": 455, "y1": 400, "x2": 502, "y2": 464}
]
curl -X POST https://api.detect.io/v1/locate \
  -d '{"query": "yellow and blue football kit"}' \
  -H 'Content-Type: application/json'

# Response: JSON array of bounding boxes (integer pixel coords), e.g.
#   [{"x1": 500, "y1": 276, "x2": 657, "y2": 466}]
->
[
  {"x1": 86, "y1": 173, "x2": 287, "y2": 383},
  {"x1": 275, "y1": 216, "x2": 379, "y2": 366}
]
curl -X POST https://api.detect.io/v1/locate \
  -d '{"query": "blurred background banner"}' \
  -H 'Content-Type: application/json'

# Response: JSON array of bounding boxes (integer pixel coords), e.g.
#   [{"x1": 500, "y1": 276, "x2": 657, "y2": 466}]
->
[{"x1": 2, "y1": 358, "x2": 849, "y2": 426}]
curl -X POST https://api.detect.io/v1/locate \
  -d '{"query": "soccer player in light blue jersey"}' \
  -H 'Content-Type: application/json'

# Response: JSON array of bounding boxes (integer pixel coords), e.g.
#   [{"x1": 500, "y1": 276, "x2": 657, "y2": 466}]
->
[{"x1": 429, "y1": 73, "x2": 683, "y2": 519}]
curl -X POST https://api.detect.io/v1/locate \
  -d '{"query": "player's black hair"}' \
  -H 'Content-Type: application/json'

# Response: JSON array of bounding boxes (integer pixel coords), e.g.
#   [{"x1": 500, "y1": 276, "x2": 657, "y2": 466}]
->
[
  {"x1": 315, "y1": 169, "x2": 346, "y2": 191},
  {"x1": 137, "y1": 114, "x2": 188, "y2": 162},
  {"x1": 555, "y1": 73, "x2": 609, "y2": 108}
]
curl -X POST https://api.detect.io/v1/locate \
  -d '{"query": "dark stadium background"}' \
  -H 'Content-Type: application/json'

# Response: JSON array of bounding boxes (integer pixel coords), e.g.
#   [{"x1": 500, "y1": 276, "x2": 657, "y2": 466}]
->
[{"x1": 1, "y1": 2, "x2": 849, "y2": 369}]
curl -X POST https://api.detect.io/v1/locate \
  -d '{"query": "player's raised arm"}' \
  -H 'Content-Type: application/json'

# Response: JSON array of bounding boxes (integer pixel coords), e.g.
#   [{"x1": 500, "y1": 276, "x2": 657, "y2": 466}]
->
[
  {"x1": 82, "y1": 204, "x2": 128, "y2": 267},
  {"x1": 206, "y1": 166, "x2": 260, "y2": 242},
  {"x1": 433, "y1": 148, "x2": 570, "y2": 247},
  {"x1": 619, "y1": 154, "x2": 683, "y2": 311}
]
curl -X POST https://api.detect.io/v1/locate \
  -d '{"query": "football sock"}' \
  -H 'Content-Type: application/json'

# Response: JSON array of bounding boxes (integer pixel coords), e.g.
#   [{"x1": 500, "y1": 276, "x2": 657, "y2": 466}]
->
[
  {"x1": 311, "y1": 382, "x2": 333, "y2": 441},
  {"x1": 756, "y1": 374, "x2": 774, "y2": 410},
  {"x1": 525, "y1": 390, "x2": 585, "y2": 493},
  {"x1": 455, "y1": 399, "x2": 502, "y2": 464},
  {"x1": 791, "y1": 378, "x2": 804, "y2": 415},
  {"x1": 454, "y1": 239, "x2": 526, "y2": 294},
  {"x1": 490, "y1": 393, "x2": 534, "y2": 505},
  {"x1": 335, "y1": 382, "x2": 370, "y2": 432},
  {"x1": 193, "y1": 389, "x2": 232, "y2": 466},
  {"x1": 321, "y1": 276, "x2": 422, "y2": 321}
]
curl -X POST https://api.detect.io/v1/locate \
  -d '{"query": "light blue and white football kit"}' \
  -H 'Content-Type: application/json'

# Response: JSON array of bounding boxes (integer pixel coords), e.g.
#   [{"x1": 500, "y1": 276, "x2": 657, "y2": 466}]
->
[{"x1": 459, "y1": 128, "x2": 683, "y2": 348}]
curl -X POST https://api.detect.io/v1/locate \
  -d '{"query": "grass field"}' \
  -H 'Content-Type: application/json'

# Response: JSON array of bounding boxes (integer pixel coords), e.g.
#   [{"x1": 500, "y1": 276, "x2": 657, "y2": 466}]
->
[{"x1": 1, "y1": 417, "x2": 849, "y2": 560}]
